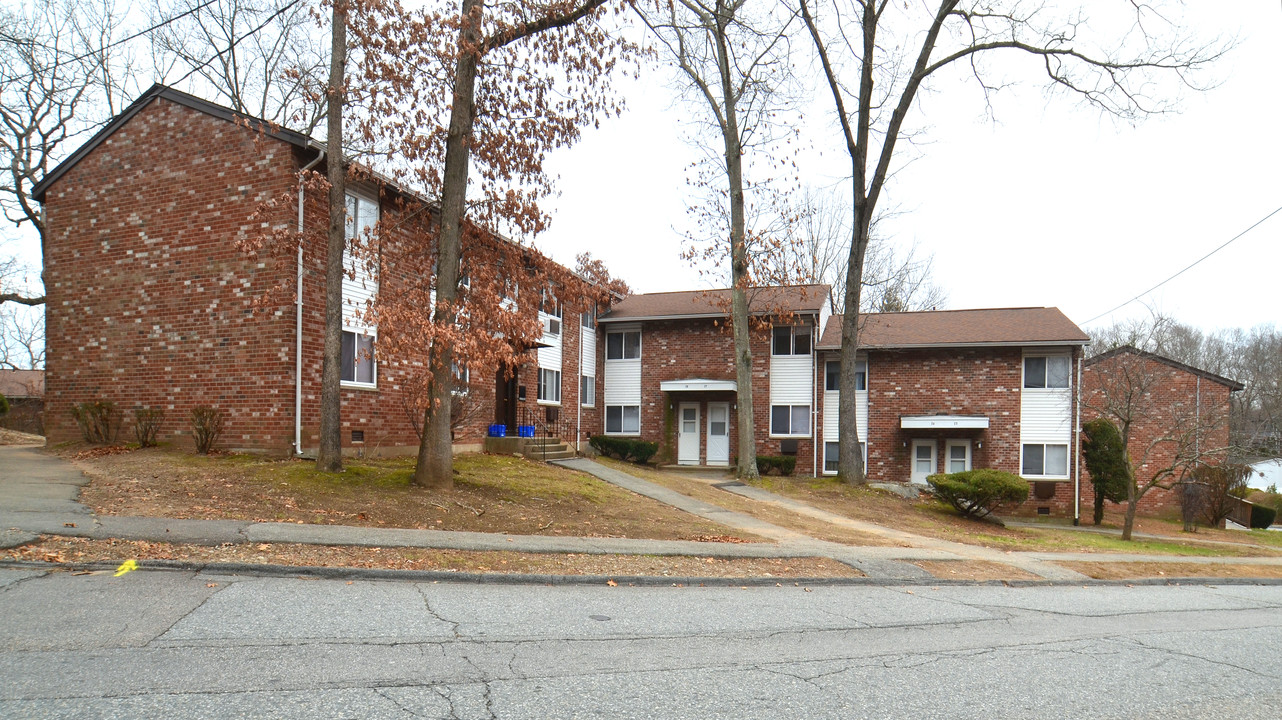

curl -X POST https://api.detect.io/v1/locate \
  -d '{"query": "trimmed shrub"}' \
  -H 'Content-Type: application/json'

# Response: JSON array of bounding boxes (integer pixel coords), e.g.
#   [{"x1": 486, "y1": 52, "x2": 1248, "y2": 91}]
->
[
  {"x1": 70, "y1": 400, "x2": 117, "y2": 444},
  {"x1": 1081, "y1": 418, "x2": 1129, "y2": 525},
  {"x1": 588, "y1": 436, "x2": 657, "y2": 465},
  {"x1": 756, "y1": 455, "x2": 796, "y2": 476},
  {"x1": 927, "y1": 469, "x2": 1030, "y2": 520},
  {"x1": 629, "y1": 440, "x2": 658, "y2": 464},
  {"x1": 1250, "y1": 503, "x2": 1277, "y2": 529},
  {"x1": 133, "y1": 408, "x2": 165, "y2": 448},
  {"x1": 190, "y1": 406, "x2": 225, "y2": 455}
]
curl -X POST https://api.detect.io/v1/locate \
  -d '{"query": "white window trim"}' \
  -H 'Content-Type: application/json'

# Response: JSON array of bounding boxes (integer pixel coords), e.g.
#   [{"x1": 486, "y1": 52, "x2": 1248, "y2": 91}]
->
[
  {"x1": 772, "y1": 325, "x2": 813, "y2": 357},
  {"x1": 769, "y1": 404, "x2": 812, "y2": 438},
  {"x1": 580, "y1": 374, "x2": 595, "y2": 408},
  {"x1": 604, "y1": 404, "x2": 641, "y2": 435},
  {"x1": 340, "y1": 327, "x2": 378, "y2": 390},
  {"x1": 824, "y1": 359, "x2": 867, "y2": 392},
  {"x1": 1022, "y1": 353, "x2": 1072, "y2": 391},
  {"x1": 1021, "y1": 442, "x2": 1070, "y2": 479},
  {"x1": 605, "y1": 329, "x2": 642, "y2": 361},
  {"x1": 945, "y1": 439, "x2": 972, "y2": 474},
  {"x1": 537, "y1": 368, "x2": 562, "y2": 406},
  {"x1": 823, "y1": 441, "x2": 865, "y2": 475}
]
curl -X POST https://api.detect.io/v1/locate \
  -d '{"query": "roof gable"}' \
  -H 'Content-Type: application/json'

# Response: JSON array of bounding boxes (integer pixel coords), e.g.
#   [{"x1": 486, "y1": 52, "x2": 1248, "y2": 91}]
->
[
  {"x1": 1085, "y1": 345, "x2": 1244, "y2": 391},
  {"x1": 32, "y1": 84, "x2": 314, "y2": 202},
  {"x1": 816, "y1": 307, "x2": 1090, "y2": 349}
]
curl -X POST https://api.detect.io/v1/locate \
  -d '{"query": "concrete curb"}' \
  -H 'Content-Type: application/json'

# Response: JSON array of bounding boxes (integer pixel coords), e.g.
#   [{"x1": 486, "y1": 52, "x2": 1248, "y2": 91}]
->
[{"x1": 6, "y1": 559, "x2": 1282, "y2": 588}]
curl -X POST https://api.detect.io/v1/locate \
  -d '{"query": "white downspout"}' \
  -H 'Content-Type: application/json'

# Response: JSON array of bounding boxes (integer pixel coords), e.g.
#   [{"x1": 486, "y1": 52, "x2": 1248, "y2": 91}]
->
[
  {"x1": 1073, "y1": 350, "x2": 1083, "y2": 526},
  {"x1": 812, "y1": 315, "x2": 818, "y2": 479},
  {"x1": 576, "y1": 315, "x2": 583, "y2": 453},
  {"x1": 296, "y1": 148, "x2": 325, "y2": 456}
]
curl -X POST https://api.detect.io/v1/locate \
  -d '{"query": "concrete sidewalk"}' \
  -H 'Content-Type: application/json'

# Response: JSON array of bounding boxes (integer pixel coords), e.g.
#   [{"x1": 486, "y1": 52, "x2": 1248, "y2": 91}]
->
[{"x1": 4, "y1": 446, "x2": 1281, "y2": 582}]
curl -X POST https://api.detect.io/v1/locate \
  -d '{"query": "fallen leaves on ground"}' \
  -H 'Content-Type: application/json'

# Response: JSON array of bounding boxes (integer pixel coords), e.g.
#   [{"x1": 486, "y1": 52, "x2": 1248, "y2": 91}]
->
[{"x1": 1, "y1": 536, "x2": 863, "y2": 578}]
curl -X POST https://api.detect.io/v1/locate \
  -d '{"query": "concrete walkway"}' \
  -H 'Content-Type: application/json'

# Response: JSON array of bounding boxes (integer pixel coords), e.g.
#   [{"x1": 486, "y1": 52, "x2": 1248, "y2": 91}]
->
[{"x1": 4, "y1": 446, "x2": 1281, "y2": 581}]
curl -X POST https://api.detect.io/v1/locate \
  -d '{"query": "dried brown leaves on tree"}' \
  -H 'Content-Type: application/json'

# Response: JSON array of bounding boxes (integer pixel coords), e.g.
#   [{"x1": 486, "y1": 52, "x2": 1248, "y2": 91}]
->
[{"x1": 340, "y1": 0, "x2": 634, "y2": 487}]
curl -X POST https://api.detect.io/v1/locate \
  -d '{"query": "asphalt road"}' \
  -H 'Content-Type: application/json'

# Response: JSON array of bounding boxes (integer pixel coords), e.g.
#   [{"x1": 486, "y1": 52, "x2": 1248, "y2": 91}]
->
[{"x1": 1, "y1": 568, "x2": 1280, "y2": 719}]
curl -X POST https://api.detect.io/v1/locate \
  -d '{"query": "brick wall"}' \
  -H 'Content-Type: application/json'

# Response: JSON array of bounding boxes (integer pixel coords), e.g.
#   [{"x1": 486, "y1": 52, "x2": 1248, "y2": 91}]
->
[
  {"x1": 623, "y1": 318, "x2": 817, "y2": 473},
  {"x1": 43, "y1": 98, "x2": 299, "y2": 450},
  {"x1": 43, "y1": 95, "x2": 595, "y2": 455},
  {"x1": 1081, "y1": 352, "x2": 1234, "y2": 516}
]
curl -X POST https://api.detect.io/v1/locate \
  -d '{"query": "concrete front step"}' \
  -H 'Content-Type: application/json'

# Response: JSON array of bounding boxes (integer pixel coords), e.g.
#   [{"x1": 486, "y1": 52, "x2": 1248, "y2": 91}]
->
[{"x1": 524, "y1": 448, "x2": 576, "y2": 461}]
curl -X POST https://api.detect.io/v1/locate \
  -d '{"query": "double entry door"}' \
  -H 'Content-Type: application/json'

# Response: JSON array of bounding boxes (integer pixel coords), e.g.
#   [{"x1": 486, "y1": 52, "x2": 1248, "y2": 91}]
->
[{"x1": 677, "y1": 402, "x2": 730, "y2": 466}]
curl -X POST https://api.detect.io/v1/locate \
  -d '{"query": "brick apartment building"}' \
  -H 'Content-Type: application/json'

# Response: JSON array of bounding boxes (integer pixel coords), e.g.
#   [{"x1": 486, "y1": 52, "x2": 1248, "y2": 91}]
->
[
  {"x1": 32, "y1": 84, "x2": 1242, "y2": 522},
  {"x1": 1081, "y1": 346, "x2": 1242, "y2": 515},
  {"x1": 32, "y1": 84, "x2": 601, "y2": 455}
]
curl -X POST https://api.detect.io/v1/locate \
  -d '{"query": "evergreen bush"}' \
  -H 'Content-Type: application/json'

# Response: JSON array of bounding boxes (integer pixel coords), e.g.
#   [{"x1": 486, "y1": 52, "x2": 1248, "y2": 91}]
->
[{"x1": 927, "y1": 469, "x2": 1029, "y2": 520}]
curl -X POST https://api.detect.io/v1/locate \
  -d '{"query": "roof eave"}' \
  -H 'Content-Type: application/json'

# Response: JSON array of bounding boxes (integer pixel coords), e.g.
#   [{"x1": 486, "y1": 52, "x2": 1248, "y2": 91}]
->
[{"x1": 815, "y1": 339, "x2": 1088, "y2": 351}]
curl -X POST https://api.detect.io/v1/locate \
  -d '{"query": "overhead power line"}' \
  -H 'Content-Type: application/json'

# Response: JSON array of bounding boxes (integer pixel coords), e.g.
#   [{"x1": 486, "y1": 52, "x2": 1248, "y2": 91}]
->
[
  {"x1": 1083, "y1": 203, "x2": 1282, "y2": 325},
  {"x1": 168, "y1": 0, "x2": 304, "y2": 88}
]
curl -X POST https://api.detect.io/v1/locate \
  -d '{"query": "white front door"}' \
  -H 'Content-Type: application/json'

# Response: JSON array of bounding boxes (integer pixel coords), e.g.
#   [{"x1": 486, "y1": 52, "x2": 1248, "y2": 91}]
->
[
  {"x1": 706, "y1": 402, "x2": 730, "y2": 466},
  {"x1": 910, "y1": 440, "x2": 936, "y2": 485},
  {"x1": 677, "y1": 403, "x2": 700, "y2": 465},
  {"x1": 945, "y1": 439, "x2": 972, "y2": 474}
]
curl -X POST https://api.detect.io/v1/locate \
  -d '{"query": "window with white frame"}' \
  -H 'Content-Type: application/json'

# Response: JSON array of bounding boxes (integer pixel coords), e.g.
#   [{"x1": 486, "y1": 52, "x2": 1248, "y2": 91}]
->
[
  {"x1": 451, "y1": 361, "x2": 469, "y2": 395},
  {"x1": 1022, "y1": 443, "x2": 1068, "y2": 477},
  {"x1": 946, "y1": 440, "x2": 972, "y2": 474},
  {"x1": 580, "y1": 375, "x2": 595, "y2": 407},
  {"x1": 1024, "y1": 355, "x2": 1071, "y2": 389},
  {"x1": 341, "y1": 331, "x2": 376, "y2": 386},
  {"x1": 537, "y1": 368, "x2": 561, "y2": 404},
  {"x1": 772, "y1": 326, "x2": 812, "y2": 356},
  {"x1": 825, "y1": 360, "x2": 866, "y2": 391},
  {"x1": 605, "y1": 405, "x2": 640, "y2": 434},
  {"x1": 605, "y1": 330, "x2": 641, "y2": 360},
  {"x1": 581, "y1": 306, "x2": 596, "y2": 329},
  {"x1": 824, "y1": 441, "x2": 865, "y2": 474},
  {"x1": 770, "y1": 405, "x2": 810, "y2": 436}
]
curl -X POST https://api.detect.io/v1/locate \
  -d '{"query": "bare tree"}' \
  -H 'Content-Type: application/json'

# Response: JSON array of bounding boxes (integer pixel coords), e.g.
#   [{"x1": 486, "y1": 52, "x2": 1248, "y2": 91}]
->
[
  {"x1": 0, "y1": 298, "x2": 44, "y2": 369},
  {"x1": 798, "y1": 0, "x2": 1226, "y2": 482},
  {"x1": 1, "y1": 0, "x2": 141, "y2": 304},
  {"x1": 148, "y1": 0, "x2": 329, "y2": 135},
  {"x1": 783, "y1": 187, "x2": 945, "y2": 314},
  {"x1": 1085, "y1": 349, "x2": 1229, "y2": 540},
  {"x1": 639, "y1": 0, "x2": 801, "y2": 480}
]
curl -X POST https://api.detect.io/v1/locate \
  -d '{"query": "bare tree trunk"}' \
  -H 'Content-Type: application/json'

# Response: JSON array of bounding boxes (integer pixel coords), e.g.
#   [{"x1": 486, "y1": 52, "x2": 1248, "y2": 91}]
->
[
  {"x1": 1093, "y1": 492, "x2": 1106, "y2": 526},
  {"x1": 316, "y1": 0, "x2": 347, "y2": 472},
  {"x1": 1122, "y1": 482, "x2": 1138, "y2": 541},
  {"x1": 837, "y1": 191, "x2": 871, "y2": 483},
  {"x1": 415, "y1": 0, "x2": 483, "y2": 489},
  {"x1": 707, "y1": 9, "x2": 758, "y2": 482}
]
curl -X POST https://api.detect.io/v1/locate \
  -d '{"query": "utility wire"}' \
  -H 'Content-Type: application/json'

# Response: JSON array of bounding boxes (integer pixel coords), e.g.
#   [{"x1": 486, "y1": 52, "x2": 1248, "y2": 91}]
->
[
  {"x1": 1083, "y1": 203, "x2": 1282, "y2": 325},
  {"x1": 59, "y1": 0, "x2": 222, "y2": 64},
  {"x1": 167, "y1": 0, "x2": 304, "y2": 89}
]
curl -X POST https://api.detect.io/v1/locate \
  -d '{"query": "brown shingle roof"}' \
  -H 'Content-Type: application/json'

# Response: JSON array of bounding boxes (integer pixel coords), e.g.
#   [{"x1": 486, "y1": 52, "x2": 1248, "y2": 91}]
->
[
  {"x1": 600, "y1": 285, "x2": 830, "y2": 322},
  {"x1": 1086, "y1": 345, "x2": 1244, "y2": 391},
  {"x1": 816, "y1": 307, "x2": 1089, "y2": 349}
]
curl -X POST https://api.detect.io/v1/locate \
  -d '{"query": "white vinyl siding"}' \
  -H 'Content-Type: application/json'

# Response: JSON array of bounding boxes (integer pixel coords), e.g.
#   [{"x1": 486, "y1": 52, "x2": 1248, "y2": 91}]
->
[
  {"x1": 1020, "y1": 351, "x2": 1072, "y2": 445},
  {"x1": 1021, "y1": 350, "x2": 1073, "y2": 478},
  {"x1": 580, "y1": 317, "x2": 597, "y2": 378},
  {"x1": 342, "y1": 192, "x2": 378, "y2": 332},
  {"x1": 604, "y1": 325, "x2": 642, "y2": 432},
  {"x1": 537, "y1": 311, "x2": 562, "y2": 373},
  {"x1": 822, "y1": 356, "x2": 867, "y2": 450}
]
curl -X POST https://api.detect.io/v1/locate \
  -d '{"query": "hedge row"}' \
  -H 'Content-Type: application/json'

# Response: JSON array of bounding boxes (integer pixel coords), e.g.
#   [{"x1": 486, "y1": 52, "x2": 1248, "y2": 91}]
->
[
  {"x1": 756, "y1": 455, "x2": 796, "y2": 476},
  {"x1": 589, "y1": 435, "x2": 659, "y2": 464}
]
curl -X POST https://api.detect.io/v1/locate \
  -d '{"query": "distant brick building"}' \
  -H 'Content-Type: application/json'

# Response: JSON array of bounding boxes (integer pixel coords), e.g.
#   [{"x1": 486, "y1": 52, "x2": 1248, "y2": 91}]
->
[
  {"x1": 33, "y1": 84, "x2": 599, "y2": 455},
  {"x1": 1081, "y1": 346, "x2": 1242, "y2": 516},
  {"x1": 0, "y1": 369, "x2": 44, "y2": 435}
]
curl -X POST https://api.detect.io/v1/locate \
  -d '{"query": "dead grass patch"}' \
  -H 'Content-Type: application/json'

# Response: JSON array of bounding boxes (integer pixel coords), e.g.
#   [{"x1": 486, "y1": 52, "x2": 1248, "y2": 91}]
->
[
  {"x1": 910, "y1": 560, "x2": 1040, "y2": 582},
  {"x1": 64, "y1": 447, "x2": 759, "y2": 543},
  {"x1": 1058, "y1": 560, "x2": 1282, "y2": 581},
  {"x1": 1, "y1": 536, "x2": 861, "y2": 578},
  {"x1": 595, "y1": 459, "x2": 896, "y2": 546},
  {"x1": 0, "y1": 428, "x2": 43, "y2": 446}
]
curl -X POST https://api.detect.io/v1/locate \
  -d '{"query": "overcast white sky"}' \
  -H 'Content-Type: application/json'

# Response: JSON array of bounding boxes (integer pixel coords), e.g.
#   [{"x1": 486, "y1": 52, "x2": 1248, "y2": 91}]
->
[{"x1": 536, "y1": 3, "x2": 1281, "y2": 338}]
